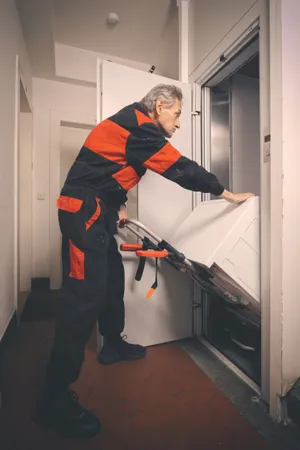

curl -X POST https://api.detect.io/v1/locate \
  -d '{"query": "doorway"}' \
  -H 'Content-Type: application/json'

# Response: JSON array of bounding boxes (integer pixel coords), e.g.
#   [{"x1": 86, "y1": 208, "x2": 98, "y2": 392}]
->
[
  {"x1": 197, "y1": 37, "x2": 262, "y2": 387},
  {"x1": 17, "y1": 78, "x2": 33, "y2": 318},
  {"x1": 209, "y1": 54, "x2": 260, "y2": 197}
]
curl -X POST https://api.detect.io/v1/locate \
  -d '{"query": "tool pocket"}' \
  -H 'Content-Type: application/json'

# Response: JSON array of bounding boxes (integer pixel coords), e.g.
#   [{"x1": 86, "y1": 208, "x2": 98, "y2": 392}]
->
[
  {"x1": 57, "y1": 195, "x2": 83, "y2": 213},
  {"x1": 57, "y1": 195, "x2": 102, "y2": 230},
  {"x1": 57, "y1": 195, "x2": 85, "y2": 248}
]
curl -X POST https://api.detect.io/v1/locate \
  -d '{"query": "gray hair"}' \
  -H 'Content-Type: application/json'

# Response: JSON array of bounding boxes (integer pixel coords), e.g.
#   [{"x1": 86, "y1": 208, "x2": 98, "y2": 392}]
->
[{"x1": 140, "y1": 84, "x2": 183, "y2": 113}]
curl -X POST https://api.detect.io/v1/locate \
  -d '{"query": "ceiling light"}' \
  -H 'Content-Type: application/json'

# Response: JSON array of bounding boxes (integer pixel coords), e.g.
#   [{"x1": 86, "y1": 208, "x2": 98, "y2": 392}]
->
[{"x1": 107, "y1": 12, "x2": 120, "y2": 26}]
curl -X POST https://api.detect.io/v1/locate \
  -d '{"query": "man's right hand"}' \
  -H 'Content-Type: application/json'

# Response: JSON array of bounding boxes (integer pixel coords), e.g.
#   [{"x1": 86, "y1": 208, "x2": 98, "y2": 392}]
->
[{"x1": 220, "y1": 189, "x2": 255, "y2": 204}]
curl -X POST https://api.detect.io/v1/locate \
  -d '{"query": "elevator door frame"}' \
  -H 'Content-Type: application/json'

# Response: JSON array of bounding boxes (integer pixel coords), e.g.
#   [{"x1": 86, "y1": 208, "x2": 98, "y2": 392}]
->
[{"x1": 192, "y1": 20, "x2": 269, "y2": 400}]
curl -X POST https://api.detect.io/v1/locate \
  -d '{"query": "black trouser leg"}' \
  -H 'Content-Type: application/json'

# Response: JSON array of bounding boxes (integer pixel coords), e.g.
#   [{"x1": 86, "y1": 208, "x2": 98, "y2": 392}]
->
[
  {"x1": 46, "y1": 196, "x2": 109, "y2": 390},
  {"x1": 61, "y1": 235, "x2": 70, "y2": 286},
  {"x1": 96, "y1": 222, "x2": 147, "y2": 365},
  {"x1": 97, "y1": 236, "x2": 125, "y2": 338}
]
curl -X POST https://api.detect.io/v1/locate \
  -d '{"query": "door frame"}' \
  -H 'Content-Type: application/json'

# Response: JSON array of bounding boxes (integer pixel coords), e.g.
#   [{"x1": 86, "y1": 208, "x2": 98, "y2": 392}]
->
[
  {"x1": 14, "y1": 55, "x2": 33, "y2": 321},
  {"x1": 197, "y1": 49, "x2": 262, "y2": 394},
  {"x1": 49, "y1": 111, "x2": 96, "y2": 290},
  {"x1": 189, "y1": 3, "x2": 272, "y2": 408}
]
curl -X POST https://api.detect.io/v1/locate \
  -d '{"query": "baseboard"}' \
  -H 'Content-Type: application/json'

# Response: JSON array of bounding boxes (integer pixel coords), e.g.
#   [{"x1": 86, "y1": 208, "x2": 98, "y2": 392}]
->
[
  {"x1": 0, "y1": 311, "x2": 18, "y2": 376},
  {"x1": 31, "y1": 277, "x2": 50, "y2": 292}
]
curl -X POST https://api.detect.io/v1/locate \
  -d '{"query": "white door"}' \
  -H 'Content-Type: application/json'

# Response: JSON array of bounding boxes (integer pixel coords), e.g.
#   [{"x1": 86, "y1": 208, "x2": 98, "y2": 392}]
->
[
  {"x1": 17, "y1": 78, "x2": 33, "y2": 318},
  {"x1": 97, "y1": 60, "x2": 193, "y2": 346}
]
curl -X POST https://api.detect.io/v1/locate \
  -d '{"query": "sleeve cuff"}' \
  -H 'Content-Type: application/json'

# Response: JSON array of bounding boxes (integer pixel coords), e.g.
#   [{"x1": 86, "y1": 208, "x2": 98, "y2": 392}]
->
[{"x1": 210, "y1": 184, "x2": 225, "y2": 197}]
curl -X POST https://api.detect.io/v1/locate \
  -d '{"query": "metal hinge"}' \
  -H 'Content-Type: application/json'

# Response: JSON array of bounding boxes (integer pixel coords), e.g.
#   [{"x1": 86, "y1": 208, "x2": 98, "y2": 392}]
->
[{"x1": 191, "y1": 110, "x2": 201, "y2": 116}]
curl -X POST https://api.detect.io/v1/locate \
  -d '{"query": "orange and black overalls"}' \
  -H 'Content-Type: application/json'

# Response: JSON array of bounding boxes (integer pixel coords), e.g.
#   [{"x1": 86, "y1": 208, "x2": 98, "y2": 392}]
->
[{"x1": 46, "y1": 102, "x2": 224, "y2": 389}]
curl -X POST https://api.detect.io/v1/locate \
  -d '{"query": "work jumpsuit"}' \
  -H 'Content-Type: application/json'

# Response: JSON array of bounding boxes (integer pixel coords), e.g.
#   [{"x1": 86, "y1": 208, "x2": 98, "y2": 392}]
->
[{"x1": 45, "y1": 102, "x2": 225, "y2": 390}]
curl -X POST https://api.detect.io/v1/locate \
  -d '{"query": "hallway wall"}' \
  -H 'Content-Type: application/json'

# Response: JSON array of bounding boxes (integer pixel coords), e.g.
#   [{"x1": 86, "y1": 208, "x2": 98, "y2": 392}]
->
[{"x1": 0, "y1": 0, "x2": 32, "y2": 340}]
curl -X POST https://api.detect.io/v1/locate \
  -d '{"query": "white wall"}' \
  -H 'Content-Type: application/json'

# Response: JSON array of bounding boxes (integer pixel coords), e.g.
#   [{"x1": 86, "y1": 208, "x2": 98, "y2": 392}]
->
[
  {"x1": 32, "y1": 78, "x2": 96, "y2": 278},
  {"x1": 0, "y1": 0, "x2": 32, "y2": 340},
  {"x1": 231, "y1": 74, "x2": 260, "y2": 194},
  {"x1": 189, "y1": 0, "x2": 258, "y2": 77}
]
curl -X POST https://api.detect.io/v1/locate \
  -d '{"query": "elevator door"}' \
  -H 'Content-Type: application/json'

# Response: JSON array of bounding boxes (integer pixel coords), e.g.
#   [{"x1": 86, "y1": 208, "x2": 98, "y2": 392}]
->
[
  {"x1": 209, "y1": 63, "x2": 260, "y2": 196},
  {"x1": 210, "y1": 87, "x2": 231, "y2": 197},
  {"x1": 202, "y1": 55, "x2": 261, "y2": 385}
]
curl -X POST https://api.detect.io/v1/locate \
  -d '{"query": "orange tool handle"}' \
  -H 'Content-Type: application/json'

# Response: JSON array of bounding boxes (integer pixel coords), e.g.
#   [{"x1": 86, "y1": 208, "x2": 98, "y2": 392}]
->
[
  {"x1": 120, "y1": 244, "x2": 143, "y2": 251},
  {"x1": 136, "y1": 250, "x2": 168, "y2": 258}
]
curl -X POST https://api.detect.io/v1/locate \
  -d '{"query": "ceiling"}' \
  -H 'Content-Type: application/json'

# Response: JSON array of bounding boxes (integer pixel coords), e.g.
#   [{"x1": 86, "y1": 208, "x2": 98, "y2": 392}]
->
[{"x1": 16, "y1": 0, "x2": 179, "y2": 81}]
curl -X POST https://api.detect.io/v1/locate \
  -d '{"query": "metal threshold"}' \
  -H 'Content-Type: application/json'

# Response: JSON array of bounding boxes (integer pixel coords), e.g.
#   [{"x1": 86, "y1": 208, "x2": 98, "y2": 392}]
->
[{"x1": 198, "y1": 337, "x2": 261, "y2": 395}]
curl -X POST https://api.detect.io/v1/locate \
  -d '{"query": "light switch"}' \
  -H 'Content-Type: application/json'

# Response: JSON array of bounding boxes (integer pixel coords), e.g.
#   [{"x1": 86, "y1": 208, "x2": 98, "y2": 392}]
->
[{"x1": 37, "y1": 193, "x2": 45, "y2": 200}]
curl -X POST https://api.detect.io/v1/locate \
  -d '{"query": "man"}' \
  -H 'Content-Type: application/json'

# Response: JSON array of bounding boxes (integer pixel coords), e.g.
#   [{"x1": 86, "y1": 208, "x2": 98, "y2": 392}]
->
[{"x1": 34, "y1": 84, "x2": 254, "y2": 439}]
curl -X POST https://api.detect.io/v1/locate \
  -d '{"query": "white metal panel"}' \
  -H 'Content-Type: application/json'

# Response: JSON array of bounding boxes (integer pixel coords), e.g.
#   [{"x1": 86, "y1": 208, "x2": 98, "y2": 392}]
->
[
  {"x1": 99, "y1": 60, "x2": 193, "y2": 346},
  {"x1": 170, "y1": 196, "x2": 260, "y2": 304}
]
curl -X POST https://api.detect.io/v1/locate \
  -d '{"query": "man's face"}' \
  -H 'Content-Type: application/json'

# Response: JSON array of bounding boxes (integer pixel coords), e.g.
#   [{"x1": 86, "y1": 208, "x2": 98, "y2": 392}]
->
[{"x1": 155, "y1": 98, "x2": 181, "y2": 138}]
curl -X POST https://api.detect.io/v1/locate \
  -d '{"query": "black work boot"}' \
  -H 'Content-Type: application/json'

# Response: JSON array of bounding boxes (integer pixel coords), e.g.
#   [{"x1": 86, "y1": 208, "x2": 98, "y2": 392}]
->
[
  {"x1": 32, "y1": 388, "x2": 101, "y2": 439},
  {"x1": 98, "y1": 335, "x2": 146, "y2": 365}
]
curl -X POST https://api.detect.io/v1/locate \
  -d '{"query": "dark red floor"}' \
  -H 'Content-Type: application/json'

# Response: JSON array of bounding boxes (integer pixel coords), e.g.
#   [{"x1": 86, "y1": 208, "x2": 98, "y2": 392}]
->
[{"x1": 0, "y1": 321, "x2": 270, "y2": 450}]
